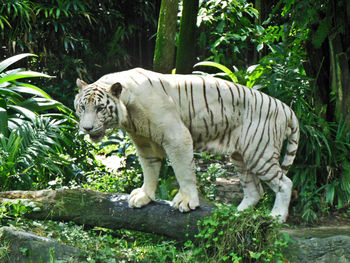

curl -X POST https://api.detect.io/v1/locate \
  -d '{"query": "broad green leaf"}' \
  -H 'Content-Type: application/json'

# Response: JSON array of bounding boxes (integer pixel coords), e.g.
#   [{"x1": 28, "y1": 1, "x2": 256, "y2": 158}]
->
[
  {"x1": 18, "y1": 97, "x2": 62, "y2": 112},
  {"x1": 0, "y1": 53, "x2": 36, "y2": 74},
  {"x1": 8, "y1": 118, "x2": 25, "y2": 130},
  {"x1": 0, "y1": 71, "x2": 53, "y2": 84},
  {"x1": 9, "y1": 84, "x2": 52, "y2": 99},
  {"x1": 0, "y1": 87, "x2": 23, "y2": 100},
  {"x1": 0, "y1": 107, "x2": 8, "y2": 137},
  {"x1": 8, "y1": 105, "x2": 36, "y2": 121},
  {"x1": 194, "y1": 61, "x2": 238, "y2": 83}
]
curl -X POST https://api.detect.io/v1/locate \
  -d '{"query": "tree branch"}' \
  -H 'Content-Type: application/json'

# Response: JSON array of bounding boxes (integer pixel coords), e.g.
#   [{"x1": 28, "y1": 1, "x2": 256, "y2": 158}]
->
[{"x1": 0, "y1": 188, "x2": 214, "y2": 240}]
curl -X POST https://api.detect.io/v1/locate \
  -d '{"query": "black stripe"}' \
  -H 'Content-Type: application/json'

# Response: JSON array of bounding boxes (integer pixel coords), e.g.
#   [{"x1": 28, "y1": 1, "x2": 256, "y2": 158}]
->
[
  {"x1": 216, "y1": 81, "x2": 224, "y2": 120},
  {"x1": 129, "y1": 75, "x2": 140, "y2": 85},
  {"x1": 286, "y1": 150, "x2": 297, "y2": 156},
  {"x1": 184, "y1": 80, "x2": 188, "y2": 100},
  {"x1": 225, "y1": 82, "x2": 235, "y2": 111},
  {"x1": 265, "y1": 171, "x2": 281, "y2": 183},
  {"x1": 177, "y1": 82, "x2": 181, "y2": 108},
  {"x1": 201, "y1": 77, "x2": 209, "y2": 112},
  {"x1": 203, "y1": 118, "x2": 209, "y2": 137},
  {"x1": 242, "y1": 92, "x2": 264, "y2": 156},
  {"x1": 281, "y1": 164, "x2": 291, "y2": 171},
  {"x1": 137, "y1": 70, "x2": 153, "y2": 86},
  {"x1": 190, "y1": 81, "x2": 195, "y2": 116},
  {"x1": 257, "y1": 162, "x2": 278, "y2": 177},
  {"x1": 216, "y1": 80, "x2": 222, "y2": 103},
  {"x1": 255, "y1": 153, "x2": 279, "y2": 175},
  {"x1": 159, "y1": 79, "x2": 168, "y2": 95},
  {"x1": 220, "y1": 115, "x2": 229, "y2": 144},
  {"x1": 249, "y1": 96, "x2": 273, "y2": 170},
  {"x1": 188, "y1": 102, "x2": 192, "y2": 133},
  {"x1": 243, "y1": 101, "x2": 254, "y2": 146},
  {"x1": 210, "y1": 109, "x2": 214, "y2": 125}
]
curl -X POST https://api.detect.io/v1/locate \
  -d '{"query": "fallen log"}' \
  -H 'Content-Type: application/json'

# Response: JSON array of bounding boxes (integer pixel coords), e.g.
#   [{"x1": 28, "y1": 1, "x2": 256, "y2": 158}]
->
[{"x1": 0, "y1": 188, "x2": 214, "y2": 240}]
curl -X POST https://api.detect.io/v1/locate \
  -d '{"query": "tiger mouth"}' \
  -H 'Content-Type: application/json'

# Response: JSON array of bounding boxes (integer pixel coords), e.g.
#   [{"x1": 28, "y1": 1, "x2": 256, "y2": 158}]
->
[{"x1": 88, "y1": 132, "x2": 104, "y2": 142}]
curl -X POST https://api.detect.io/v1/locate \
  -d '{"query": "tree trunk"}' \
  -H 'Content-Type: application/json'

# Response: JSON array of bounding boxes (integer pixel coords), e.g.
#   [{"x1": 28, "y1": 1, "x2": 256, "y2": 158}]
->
[
  {"x1": 0, "y1": 188, "x2": 214, "y2": 240},
  {"x1": 329, "y1": 32, "x2": 350, "y2": 125},
  {"x1": 153, "y1": 0, "x2": 178, "y2": 73},
  {"x1": 175, "y1": 0, "x2": 199, "y2": 74}
]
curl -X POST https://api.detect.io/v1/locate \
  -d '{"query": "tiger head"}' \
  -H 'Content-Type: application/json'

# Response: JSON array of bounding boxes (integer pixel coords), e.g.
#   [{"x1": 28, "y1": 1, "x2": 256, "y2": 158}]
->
[{"x1": 74, "y1": 79, "x2": 124, "y2": 142}]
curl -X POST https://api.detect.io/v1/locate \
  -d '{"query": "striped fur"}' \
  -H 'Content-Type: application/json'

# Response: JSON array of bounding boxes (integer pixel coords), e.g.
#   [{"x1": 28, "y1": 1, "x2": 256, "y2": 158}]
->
[{"x1": 74, "y1": 68, "x2": 299, "y2": 222}]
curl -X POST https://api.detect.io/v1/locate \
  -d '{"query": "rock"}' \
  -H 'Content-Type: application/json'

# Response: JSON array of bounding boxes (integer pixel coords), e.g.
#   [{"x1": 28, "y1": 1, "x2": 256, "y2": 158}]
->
[
  {"x1": 282, "y1": 227, "x2": 350, "y2": 263},
  {"x1": 0, "y1": 226, "x2": 83, "y2": 263},
  {"x1": 215, "y1": 177, "x2": 242, "y2": 204}
]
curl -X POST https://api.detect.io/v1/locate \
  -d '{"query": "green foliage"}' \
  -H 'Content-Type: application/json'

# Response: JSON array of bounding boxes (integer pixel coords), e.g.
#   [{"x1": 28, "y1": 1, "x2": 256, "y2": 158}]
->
[
  {"x1": 198, "y1": 0, "x2": 260, "y2": 68},
  {"x1": 0, "y1": 53, "x2": 97, "y2": 191},
  {"x1": 186, "y1": 205, "x2": 289, "y2": 262},
  {"x1": 0, "y1": 0, "x2": 159, "y2": 106},
  {"x1": 92, "y1": 132, "x2": 179, "y2": 199},
  {"x1": 197, "y1": 163, "x2": 228, "y2": 201},
  {"x1": 84, "y1": 133, "x2": 143, "y2": 194},
  {"x1": 0, "y1": 200, "x2": 38, "y2": 225},
  {"x1": 194, "y1": 61, "x2": 238, "y2": 82},
  {"x1": 280, "y1": 0, "x2": 348, "y2": 49}
]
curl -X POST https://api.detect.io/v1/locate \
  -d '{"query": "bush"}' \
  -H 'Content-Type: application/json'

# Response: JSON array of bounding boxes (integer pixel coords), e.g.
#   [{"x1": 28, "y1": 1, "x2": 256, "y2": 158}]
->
[
  {"x1": 0, "y1": 53, "x2": 97, "y2": 190},
  {"x1": 186, "y1": 205, "x2": 289, "y2": 262}
]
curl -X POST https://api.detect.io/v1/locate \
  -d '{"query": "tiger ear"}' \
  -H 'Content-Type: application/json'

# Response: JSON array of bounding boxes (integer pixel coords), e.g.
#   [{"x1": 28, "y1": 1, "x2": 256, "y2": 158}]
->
[
  {"x1": 76, "y1": 78, "x2": 88, "y2": 91},
  {"x1": 110, "y1": 82, "x2": 123, "y2": 98}
]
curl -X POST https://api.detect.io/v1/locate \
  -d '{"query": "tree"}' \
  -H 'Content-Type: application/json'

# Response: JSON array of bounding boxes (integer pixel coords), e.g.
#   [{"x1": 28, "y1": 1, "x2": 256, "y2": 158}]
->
[
  {"x1": 153, "y1": 0, "x2": 178, "y2": 73},
  {"x1": 175, "y1": 0, "x2": 199, "y2": 74},
  {"x1": 288, "y1": 0, "x2": 350, "y2": 124}
]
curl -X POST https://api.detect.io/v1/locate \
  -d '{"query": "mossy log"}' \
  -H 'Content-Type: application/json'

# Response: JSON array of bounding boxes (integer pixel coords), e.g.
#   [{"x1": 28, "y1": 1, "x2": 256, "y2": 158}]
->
[{"x1": 0, "y1": 188, "x2": 214, "y2": 240}]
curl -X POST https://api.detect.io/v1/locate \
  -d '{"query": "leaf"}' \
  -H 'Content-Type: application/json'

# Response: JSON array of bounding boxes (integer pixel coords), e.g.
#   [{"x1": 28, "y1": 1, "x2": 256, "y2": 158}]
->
[
  {"x1": 0, "y1": 107, "x2": 8, "y2": 137},
  {"x1": 0, "y1": 87, "x2": 23, "y2": 100},
  {"x1": 247, "y1": 64, "x2": 259, "y2": 74},
  {"x1": 18, "y1": 98, "x2": 62, "y2": 112},
  {"x1": 10, "y1": 83, "x2": 52, "y2": 99},
  {"x1": 0, "y1": 53, "x2": 36, "y2": 74},
  {"x1": 8, "y1": 105, "x2": 36, "y2": 121},
  {"x1": 312, "y1": 16, "x2": 331, "y2": 49},
  {"x1": 257, "y1": 43, "x2": 264, "y2": 52},
  {"x1": 194, "y1": 61, "x2": 238, "y2": 83},
  {"x1": 0, "y1": 71, "x2": 53, "y2": 84},
  {"x1": 325, "y1": 183, "x2": 335, "y2": 205}
]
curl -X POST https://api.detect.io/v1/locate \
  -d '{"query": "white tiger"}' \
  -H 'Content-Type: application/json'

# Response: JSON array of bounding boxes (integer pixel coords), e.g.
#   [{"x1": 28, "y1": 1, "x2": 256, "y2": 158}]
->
[{"x1": 74, "y1": 68, "x2": 299, "y2": 223}]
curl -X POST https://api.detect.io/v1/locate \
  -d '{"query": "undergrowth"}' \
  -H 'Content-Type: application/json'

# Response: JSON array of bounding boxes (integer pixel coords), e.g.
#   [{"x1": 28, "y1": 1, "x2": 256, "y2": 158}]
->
[{"x1": 0, "y1": 200, "x2": 289, "y2": 262}]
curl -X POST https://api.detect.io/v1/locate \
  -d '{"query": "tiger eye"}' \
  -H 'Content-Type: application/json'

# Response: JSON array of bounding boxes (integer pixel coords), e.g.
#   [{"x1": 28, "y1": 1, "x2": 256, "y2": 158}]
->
[{"x1": 96, "y1": 106, "x2": 104, "y2": 113}]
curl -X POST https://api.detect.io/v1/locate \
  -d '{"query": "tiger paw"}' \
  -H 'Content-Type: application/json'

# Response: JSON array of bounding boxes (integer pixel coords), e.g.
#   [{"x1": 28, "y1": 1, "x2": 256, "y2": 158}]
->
[
  {"x1": 172, "y1": 190, "x2": 199, "y2": 212},
  {"x1": 128, "y1": 188, "x2": 152, "y2": 208}
]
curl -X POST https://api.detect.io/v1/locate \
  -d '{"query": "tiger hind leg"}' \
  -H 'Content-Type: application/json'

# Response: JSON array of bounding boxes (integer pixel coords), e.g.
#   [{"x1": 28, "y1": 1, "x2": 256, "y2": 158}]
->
[
  {"x1": 231, "y1": 152, "x2": 263, "y2": 211},
  {"x1": 258, "y1": 168, "x2": 292, "y2": 223},
  {"x1": 237, "y1": 172, "x2": 264, "y2": 211}
]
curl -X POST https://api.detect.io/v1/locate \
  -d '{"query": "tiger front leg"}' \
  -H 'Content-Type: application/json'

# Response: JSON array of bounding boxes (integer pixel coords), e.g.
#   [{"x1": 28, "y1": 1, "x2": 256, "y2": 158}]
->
[
  {"x1": 128, "y1": 136, "x2": 162, "y2": 209},
  {"x1": 163, "y1": 130, "x2": 199, "y2": 212}
]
